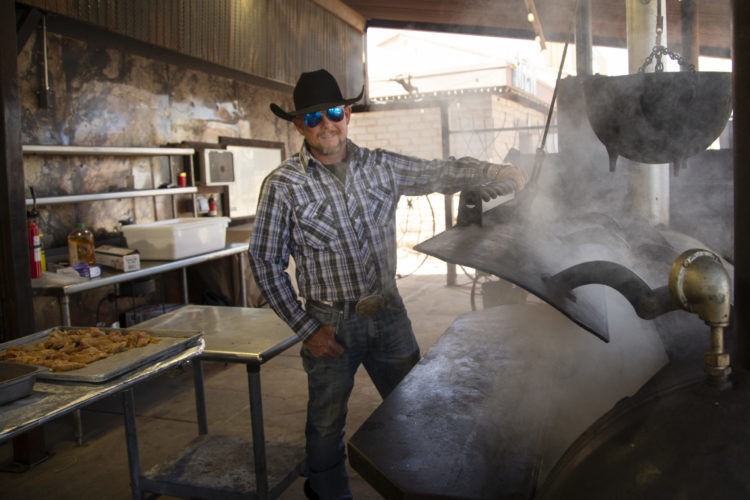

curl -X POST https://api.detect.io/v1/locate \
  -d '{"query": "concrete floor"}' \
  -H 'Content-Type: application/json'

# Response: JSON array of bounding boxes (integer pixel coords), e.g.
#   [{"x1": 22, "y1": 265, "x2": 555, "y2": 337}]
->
[{"x1": 0, "y1": 258, "x2": 480, "y2": 499}]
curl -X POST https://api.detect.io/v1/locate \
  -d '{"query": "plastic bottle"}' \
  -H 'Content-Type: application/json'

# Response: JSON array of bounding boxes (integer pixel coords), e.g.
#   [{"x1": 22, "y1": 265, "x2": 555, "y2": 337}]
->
[
  {"x1": 68, "y1": 222, "x2": 95, "y2": 265},
  {"x1": 208, "y1": 196, "x2": 217, "y2": 216}
]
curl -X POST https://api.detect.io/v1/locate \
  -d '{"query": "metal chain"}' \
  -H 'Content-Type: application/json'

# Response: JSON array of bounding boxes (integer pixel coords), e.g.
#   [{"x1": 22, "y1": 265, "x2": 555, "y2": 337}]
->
[
  {"x1": 638, "y1": 45, "x2": 696, "y2": 73},
  {"x1": 638, "y1": 0, "x2": 695, "y2": 73}
]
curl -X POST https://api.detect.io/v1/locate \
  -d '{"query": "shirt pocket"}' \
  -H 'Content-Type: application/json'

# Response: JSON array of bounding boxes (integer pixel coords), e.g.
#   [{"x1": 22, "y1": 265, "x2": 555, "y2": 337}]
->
[
  {"x1": 365, "y1": 185, "x2": 396, "y2": 225},
  {"x1": 296, "y1": 200, "x2": 339, "y2": 250}
]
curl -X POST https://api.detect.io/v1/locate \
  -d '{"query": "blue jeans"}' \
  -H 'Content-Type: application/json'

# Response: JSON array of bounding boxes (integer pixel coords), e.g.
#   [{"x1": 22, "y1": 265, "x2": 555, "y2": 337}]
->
[{"x1": 302, "y1": 294, "x2": 420, "y2": 500}]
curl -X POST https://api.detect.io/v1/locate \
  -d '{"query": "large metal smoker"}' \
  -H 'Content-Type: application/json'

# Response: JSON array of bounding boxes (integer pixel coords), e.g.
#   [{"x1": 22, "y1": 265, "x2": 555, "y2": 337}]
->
[{"x1": 348, "y1": 7, "x2": 745, "y2": 497}]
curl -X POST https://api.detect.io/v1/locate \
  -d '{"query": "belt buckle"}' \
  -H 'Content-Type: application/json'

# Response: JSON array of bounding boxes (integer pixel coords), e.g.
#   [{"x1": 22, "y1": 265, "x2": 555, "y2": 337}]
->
[{"x1": 355, "y1": 294, "x2": 385, "y2": 317}]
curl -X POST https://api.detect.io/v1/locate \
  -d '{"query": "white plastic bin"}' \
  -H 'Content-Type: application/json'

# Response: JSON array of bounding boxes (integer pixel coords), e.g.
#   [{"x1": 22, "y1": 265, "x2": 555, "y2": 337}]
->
[{"x1": 121, "y1": 217, "x2": 230, "y2": 260}]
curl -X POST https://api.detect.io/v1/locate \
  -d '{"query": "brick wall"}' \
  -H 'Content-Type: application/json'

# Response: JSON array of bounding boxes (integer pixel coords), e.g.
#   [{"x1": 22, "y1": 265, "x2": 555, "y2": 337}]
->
[
  {"x1": 347, "y1": 94, "x2": 546, "y2": 276},
  {"x1": 349, "y1": 107, "x2": 443, "y2": 159}
]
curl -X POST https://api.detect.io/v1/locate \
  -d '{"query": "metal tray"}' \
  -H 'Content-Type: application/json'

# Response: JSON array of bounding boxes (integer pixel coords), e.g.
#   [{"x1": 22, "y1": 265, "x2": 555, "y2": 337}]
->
[
  {"x1": 0, "y1": 327, "x2": 202, "y2": 384},
  {"x1": 0, "y1": 361, "x2": 48, "y2": 405}
]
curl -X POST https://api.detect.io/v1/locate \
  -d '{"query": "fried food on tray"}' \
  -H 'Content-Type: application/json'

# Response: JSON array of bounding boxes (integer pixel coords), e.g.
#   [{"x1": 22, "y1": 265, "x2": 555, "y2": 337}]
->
[{"x1": 0, "y1": 327, "x2": 161, "y2": 371}]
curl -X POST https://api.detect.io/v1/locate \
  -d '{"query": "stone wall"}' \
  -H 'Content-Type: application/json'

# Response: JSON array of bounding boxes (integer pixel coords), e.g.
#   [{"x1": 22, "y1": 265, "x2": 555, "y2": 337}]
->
[{"x1": 20, "y1": 30, "x2": 300, "y2": 328}]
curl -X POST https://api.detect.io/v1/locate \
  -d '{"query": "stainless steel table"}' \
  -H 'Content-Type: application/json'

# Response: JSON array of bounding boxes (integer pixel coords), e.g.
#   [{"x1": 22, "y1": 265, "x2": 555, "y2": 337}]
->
[
  {"x1": 30, "y1": 243, "x2": 248, "y2": 447},
  {"x1": 134, "y1": 305, "x2": 305, "y2": 500},
  {"x1": 32, "y1": 243, "x2": 250, "y2": 326},
  {"x1": 0, "y1": 334, "x2": 205, "y2": 494}
]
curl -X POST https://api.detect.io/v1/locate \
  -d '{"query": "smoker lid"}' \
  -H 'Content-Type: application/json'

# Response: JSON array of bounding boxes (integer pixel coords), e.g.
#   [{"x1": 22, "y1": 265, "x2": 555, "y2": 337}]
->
[{"x1": 415, "y1": 203, "x2": 688, "y2": 343}]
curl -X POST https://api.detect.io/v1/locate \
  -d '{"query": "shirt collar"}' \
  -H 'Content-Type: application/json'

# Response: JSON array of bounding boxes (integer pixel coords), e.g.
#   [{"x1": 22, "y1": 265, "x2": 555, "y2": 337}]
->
[{"x1": 298, "y1": 139, "x2": 358, "y2": 174}]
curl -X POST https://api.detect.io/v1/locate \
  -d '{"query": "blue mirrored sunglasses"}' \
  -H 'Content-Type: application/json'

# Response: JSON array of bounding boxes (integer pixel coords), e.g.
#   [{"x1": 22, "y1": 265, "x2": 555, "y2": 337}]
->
[{"x1": 303, "y1": 106, "x2": 345, "y2": 128}]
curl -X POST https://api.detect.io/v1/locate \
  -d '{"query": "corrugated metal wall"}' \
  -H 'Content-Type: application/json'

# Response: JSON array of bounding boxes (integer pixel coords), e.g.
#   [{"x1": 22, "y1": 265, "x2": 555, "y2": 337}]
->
[{"x1": 19, "y1": 0, "x2": 365, "y2": 96}]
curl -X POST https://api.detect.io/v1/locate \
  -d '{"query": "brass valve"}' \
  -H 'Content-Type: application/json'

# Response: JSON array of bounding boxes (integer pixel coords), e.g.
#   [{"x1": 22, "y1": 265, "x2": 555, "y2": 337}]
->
[{"x1": 669, "y1": 249, "x2": 732, "y2": 385}]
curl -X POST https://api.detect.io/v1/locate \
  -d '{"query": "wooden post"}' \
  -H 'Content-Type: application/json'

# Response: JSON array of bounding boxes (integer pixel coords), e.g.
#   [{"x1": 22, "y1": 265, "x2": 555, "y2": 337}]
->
[
  {"x1": 0, "y1": 0, "x2": 35, "y2": 342},
  {"x1": 733, "y1": 0, "x2": 750, "y2": 369},
  {"x1": 2, "y1": 0, "x2": 47, "y2": 467},
  {"x1": 681, "y1": 0, "x2": 700, "y2": 69}
]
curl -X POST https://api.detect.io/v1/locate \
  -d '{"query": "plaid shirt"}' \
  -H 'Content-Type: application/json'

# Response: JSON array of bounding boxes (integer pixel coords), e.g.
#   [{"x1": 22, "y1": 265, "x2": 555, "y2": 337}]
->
[{"x1": 249, "y1": 140, "x2": 504, "y2": 340}]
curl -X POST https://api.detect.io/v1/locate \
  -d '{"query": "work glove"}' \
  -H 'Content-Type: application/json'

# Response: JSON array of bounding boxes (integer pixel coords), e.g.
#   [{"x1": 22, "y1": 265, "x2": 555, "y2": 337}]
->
[
  {"x1": 495, "y1": 164, "x2": 528, "y2": 191},
  {"x1": 476, "y1": 179, "x2": 518, "y2": 201},
  {"x1": 473, "y1": 164, "x2": 528, "y2": 201}
]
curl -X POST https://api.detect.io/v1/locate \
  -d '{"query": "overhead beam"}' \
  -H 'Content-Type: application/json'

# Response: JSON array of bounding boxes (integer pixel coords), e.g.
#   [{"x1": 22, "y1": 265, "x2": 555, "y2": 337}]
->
[
  {"x1": 523, "y1": 0, "x2": 547, "y2": 50},
  {"x1": 310, "y1": 0, "x2": 366, "y2": 33}
]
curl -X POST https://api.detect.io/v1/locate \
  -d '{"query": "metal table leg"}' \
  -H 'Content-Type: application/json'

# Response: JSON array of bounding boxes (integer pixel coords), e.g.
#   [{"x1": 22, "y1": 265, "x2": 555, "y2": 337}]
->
[
  {"x1": 122, "y1": 388, "x2": 144, "y2": 500},
  {"x1": 239, "y1": 254, "x2": 247, "y2": 307},
  {"x1": 60, "y1": 295, "x2": 72, "y2": 326},
  {"x1": 180, "y1": 268, "x2": 189, "y2": 304},
  {"x1": 247, "y1": 364, "x2": 269, "y2": 500},
  {"x1": 60, "y1": 295, "x2": 86, "y2": 446},
  {"x1": 73, "y1": 410, "x2": 84, "y2": 446},
  {"x1": 193, "y1": 360, "x2": 208, "y2": 435}
]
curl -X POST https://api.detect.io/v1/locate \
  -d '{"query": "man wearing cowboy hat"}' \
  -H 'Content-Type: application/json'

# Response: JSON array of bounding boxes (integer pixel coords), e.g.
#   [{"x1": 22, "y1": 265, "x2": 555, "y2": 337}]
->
[{"x1": 250, "y1": 69, "x2": 527, "y2": 499}]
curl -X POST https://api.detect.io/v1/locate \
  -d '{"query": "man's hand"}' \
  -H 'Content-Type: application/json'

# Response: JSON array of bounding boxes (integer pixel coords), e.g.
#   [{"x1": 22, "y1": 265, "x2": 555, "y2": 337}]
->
[
  {"x1": 304, "y1": 325, "x2": 345, "y2": 359},
  {"x1": 496, "y1": 164, "x2": 528, "y2": 191},
  {"x1": 478, "y1": 179, "x2": 517, "y2": 201}
]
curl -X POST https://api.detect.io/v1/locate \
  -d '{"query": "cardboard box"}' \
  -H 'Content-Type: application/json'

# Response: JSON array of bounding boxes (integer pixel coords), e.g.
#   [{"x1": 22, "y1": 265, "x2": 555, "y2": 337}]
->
[
  {"x1": 95, "y1": 245, "x2": 140, "y2": 272},
  {"x1": 226, "y1": 222, "x2": 254, "y2": 244}
]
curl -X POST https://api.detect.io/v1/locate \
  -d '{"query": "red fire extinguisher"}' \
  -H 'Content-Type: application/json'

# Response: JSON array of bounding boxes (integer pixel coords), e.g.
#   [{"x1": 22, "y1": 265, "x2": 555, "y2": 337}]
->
[
  {"x1": 28, "y1": 187, "x2": 42, "y2": 278},
  {"x1": 28, "y1": 217, "x2": 41, "y2": 278}
]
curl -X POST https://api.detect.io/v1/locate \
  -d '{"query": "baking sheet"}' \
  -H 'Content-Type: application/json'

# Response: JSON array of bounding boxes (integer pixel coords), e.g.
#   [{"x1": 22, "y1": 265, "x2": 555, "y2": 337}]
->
[{"x1": 0, "y1": 327, "x2": 202, "y2": 383}]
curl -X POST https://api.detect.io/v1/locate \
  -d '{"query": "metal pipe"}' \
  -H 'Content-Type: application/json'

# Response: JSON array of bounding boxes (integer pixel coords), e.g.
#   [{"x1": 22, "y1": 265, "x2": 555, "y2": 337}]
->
[
  {"x1": 680, "y1": 0, "x2": 700, "y2": 70},
  {"x1": 22, "y1": 145, "x2": 195, "y2": 156},
  {"x1": 122, "y1": 389, "x2": 144, "y2": 500},
  {"x1": 669, "y1": 249, "x2": 732, "y2": 384},
  {"x1": 239, "y1": 254, "x2": 247, "y2": 306},
  {"x1": 60, "y1": 295, "x2": 71, "y2": 326},
  {"x1": 626, "y1": 0, "x2": 670, "y2": 226},
  {"x1": 25, "y1": 187, "x2": 197, "y2": 206},
  {"x1": 192, "y1": 360, "x2": 208, "y2": 435},
  {"x1": 575, "y1": 0, "x2": 593, "y2": 76},
  {"x1": 450, "y1": 124, "x2": 557, "y2": 135},
  {"x1": 547, "y1": 261, "x2": 678, "y2": 320},
  {"x1": 441, "y1": 104, "x2": 456, "y2": 286},
  {"x1": 247, "y1": 365, "x2": 269, "y2": 499},
  {"x1": 181, "y1": 267, "x2": 189, "y2": 304},
  {"x1": 41, "y1": 16, "x2": 49, "y2": 91},
  {"x1": 37, "y1": 14, "x2": 52, "y2": 109}
]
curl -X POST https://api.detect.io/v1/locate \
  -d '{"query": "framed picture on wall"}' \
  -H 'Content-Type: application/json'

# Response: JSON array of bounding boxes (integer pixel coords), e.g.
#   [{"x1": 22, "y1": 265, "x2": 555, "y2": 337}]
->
[{"x1": 218, "y1": 137, "x2": 285, "y2": 220}]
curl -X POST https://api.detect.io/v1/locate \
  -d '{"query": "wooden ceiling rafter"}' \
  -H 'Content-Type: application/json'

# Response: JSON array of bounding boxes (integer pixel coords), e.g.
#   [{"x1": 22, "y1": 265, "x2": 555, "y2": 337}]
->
[{"x1": 340, "y1": 0, "x2": 732, "y2": 58}]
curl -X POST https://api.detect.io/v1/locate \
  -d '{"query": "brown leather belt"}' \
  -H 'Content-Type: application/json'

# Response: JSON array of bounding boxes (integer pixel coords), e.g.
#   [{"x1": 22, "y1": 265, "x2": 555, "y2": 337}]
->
[
  {"x1": 308, "y1": 299, "x2": 358, "y2": 311},
  {"x1": 308, "y1": 294, "x2": 386, "y2": 317}
]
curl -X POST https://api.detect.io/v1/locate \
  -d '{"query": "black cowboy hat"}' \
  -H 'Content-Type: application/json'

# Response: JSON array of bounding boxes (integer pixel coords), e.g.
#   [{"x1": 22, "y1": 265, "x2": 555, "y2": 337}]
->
[{"x1": 270, "y1": 69, "x2": 364, "y2": 121}]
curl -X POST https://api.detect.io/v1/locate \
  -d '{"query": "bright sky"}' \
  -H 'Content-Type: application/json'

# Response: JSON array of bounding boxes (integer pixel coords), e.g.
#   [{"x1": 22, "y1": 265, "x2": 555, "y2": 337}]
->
[{"x1": 367, "y1": 27, "x2": 732, "y2": 93}]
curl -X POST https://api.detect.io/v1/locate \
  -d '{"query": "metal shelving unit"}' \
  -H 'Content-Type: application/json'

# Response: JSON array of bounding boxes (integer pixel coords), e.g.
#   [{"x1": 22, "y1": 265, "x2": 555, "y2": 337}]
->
[
  {"x1": 24, "y1": 187, "x2": 198, "y2": 206},
  {"x1": 22, "y1": 145, "x2": 198, "y2": 215},
  {"x1": 23, "y1": 144, "x2": 239, "y2": 448}
]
